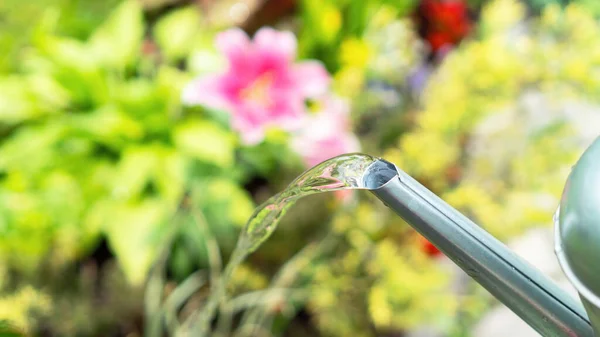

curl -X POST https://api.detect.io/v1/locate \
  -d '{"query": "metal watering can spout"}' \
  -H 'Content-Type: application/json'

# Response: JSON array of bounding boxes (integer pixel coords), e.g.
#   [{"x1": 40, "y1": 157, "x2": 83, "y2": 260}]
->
[{"x1": 361, "y1": 138, "x2": 600, "y2": 337}]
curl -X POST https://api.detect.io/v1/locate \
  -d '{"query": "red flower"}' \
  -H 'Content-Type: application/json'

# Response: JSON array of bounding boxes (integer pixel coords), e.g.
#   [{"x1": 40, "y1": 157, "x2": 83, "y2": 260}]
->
[
  {"x1": 425, "y1": 32, "x2": 453, "y2": 53},
  {"x1": 418, "y1": 235, "x2": 443, "y2": 257},
  {"x1": 418, "y1": 0, "x2": 472, "y2": 53}
]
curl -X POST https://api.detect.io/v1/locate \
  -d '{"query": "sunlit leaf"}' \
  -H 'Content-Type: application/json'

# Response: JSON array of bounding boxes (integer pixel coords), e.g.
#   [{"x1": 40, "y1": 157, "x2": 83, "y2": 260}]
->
[
  {"x1": 111, "y1": 146, "x2": 160, "y2": 200},
  {"x1": 114, "y1": 78, "x2": 158, "y2": 113},
  {"x1": 88, "y1": 0, "x2": 144, "y2": 69},
  {"x1": 155, "y1": 66, "x2": 191, "y2": 117},
  {"x1": 104, "y1": 199, "x2": 169, "y2": 285},
  {"x1": 173, "y1": 120, "x2": 235, "y2": 167},
  {"x1": 202, "y1": 178, "x2": 255, "y2": 228},
  {"x1": 153, "y1": 6, "x2": 202, "y2": 62},
  {"x1": 26, "y1": 74, "x2": 72, "y2": 110},
  {"x1": 30, "y1": 36, "x2": 108, "y2": 105},
  {"x1": 0, "y1": 77, "x2": 40, "y2": 123},
  {"x1": 0, "y1": 124, "x2": 66, "y2": 173},
  {"x1": 36, "y1": 36, "x2": 97, "y2": 71},
  {"x1": 68, "y1": 105, "x2": 145, "y2": 147},
  {"x1": 153, "y1": 150, "x2": 188, "y2": 205}
]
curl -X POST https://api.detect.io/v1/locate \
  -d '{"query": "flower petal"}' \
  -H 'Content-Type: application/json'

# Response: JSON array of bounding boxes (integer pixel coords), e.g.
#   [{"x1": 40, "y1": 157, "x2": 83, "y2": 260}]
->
[
  {"x1": 291, "y1": 95, "x2": 359, "y2": 167},
  {"x1": 254, "y1": 27, "x2": 297, "y2": 61},
  {"x1": 292, "y1": 132, "x2": 360, "y2": 167},
  {"x1": 231, "y1": 110, "x2": 266, "y2": 145},
  {"x1": 270, "y1": 97, "x2": 306, "y2": 131},
  {"x1": 181, "y1": 75, "x2": 232, "y2": 111},
  {"x1": 215, "y1": 28, "x2": 251, "y2": 68},
  {"x1": 292, "y1": 61, "x2": 331, "y2": 98},
  {"x1": 240, "y1": 128, "x2": 265, "y2": 145}
]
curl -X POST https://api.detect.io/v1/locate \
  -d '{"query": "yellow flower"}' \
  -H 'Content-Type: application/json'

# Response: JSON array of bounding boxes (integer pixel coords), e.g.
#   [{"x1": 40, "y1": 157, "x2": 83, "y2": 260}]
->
[
  {"x1": 480, "y1": 0, "x2": 525, "y2": 37},
  {"x1": 321, "y1": 6, "x2": 342, "y2": 42},
  {"x1": 333, "y1": 67, "x2": 365, "y2": 96},
  {"x1": 340, "y1": 38, "x2": 372, "y2": 70}
]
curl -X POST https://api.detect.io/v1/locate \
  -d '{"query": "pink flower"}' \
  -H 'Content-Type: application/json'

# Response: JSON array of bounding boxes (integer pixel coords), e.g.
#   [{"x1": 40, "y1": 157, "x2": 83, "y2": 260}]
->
[
  {"x1": 291, "y1": 96, "x2": 360, "y2": 167},
  {"x1": 334, "y1": 190, "x2": 355, "y2": 204},
  {"x1": 182, "y1": 27, "x2": 331, "y2": 145}
]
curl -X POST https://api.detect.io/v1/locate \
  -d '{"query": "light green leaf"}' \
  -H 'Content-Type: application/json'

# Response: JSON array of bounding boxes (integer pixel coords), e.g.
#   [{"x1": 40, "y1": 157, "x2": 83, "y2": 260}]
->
[
  {"x1": 0, "y1": 320, "x2": 24, "y2": 337},
  {"x1": 89, "y1": 0, "x2": 144, "y2": 69},
  {"x1": 156, "y1": 66, "x2": 190, "y2": 117},
  {"x1": 0, "y1": 75, "x2": 66, "y2": 123},
  {"x1": 153, "y1": 6, "x2": 202, "y2": 62},
  {"x1": 187, "y1": 48, "x2": 226, "y2": 76},
  {"x1": 156, "y1": 66, "x2": 191, "y2": 98},
  {"x1": 116, "y1": 78, "x2": 155, "y2": 102},
  {"x1": 27, "y1": 74, "x2": 72, "y2": 110},
  {"x1": 28, "y1": 36, "x2": 109, "y2": 105},
  {"x1": 0, "y1": 124, "x2": 65, "y2": 173},
  {"x1": 154, "y1": 150, "x2": 188, "y2": 205},
  {"x1": 104, "y1": 199, "x2": 168, "y2": 285},
  {"x1": 203, "y1": 178, "x2": 255, "y2": 227},
  {"x1": 36, "y1": 36, "x2": 98, "y2": 72},
  {"x1": 68, "y1": 105, "x2": 144, "y2": 146},
  {"x1": 188, "y1": 178, "x2": 255, "y2": 252},
  {"x1": 0, "y1": 77, "x2": 39, "y2": 123},
  {"x1": 112, "y1": 146, "x2": 160, "y2": 200},
  {"x1": 173, "y1": 120, "x2": 235, "y2": 167}
]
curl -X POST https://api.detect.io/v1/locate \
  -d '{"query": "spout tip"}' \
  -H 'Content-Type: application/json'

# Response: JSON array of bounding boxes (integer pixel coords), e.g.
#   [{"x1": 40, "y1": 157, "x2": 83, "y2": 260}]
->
[{"x1": 363, "y1": 158, "x2": 399, "y2": 190}]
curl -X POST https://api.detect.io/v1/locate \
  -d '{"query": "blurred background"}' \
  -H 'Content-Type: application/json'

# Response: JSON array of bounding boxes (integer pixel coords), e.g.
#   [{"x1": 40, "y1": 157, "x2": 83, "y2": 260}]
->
[{"x1": 1, "y1": 0, "x2": 600, "y2": 336}]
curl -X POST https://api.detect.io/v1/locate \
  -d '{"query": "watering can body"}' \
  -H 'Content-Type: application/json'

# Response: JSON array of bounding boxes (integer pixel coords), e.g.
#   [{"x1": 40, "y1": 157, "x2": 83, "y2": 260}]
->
[
  {"x1": 365, "y1": 137, "x2": 600, "y2": 336},
  {"x1": 556, "y1": 137, "x2": 600, "y2": 336}
]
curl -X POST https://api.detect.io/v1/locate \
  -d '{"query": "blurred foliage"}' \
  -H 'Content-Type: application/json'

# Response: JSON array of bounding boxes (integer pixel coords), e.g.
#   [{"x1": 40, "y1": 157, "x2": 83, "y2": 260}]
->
[
  {"x1": 0, "y1": 320, "x2": 25, "y2": 337},
  {"x1": 0, "y1": 0, "x2": 272, "y2": 287},
  {"x1": 0, "y1": 1, "x2": 301, "y2": 333},
  {"x1": 333, "y1": 5, "x2": 424, "y2": 151},
  {"x1": 0, "y1": 287, "x2": 49, "y2": 335},
  {"x1": 298, "y1": 0, "x2": 418, "y2": 72},
  {"x1": 303, "y1": 203, "x2": 460, "y2": 336},
  {"x1": 0, "y1": 0, "x2": 122, "y2": 72},
  {"x1": 388, "y1": 0, "x2": 600, "y2": 242}
]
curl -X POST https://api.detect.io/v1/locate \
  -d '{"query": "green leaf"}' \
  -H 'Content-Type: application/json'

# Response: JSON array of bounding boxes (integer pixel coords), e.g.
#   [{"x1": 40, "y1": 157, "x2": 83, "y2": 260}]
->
[
  {"x1": 153, "y1": 150, "x2": 187, "y2": 205},
  {"x1": 173, "y1": 120, "x2": 235, "y2": 167},
  {"x1": 156, "y1": 66, "x2": 190, "y2": 94},
  {"x1": 104, "y1": 199, "x2": 169, "y2": 285},
  {"x1": 346, "y1": 0, "x2": 368, "y2": 36},
  {"x1": 112, "y1": 146, "x2": 160, "y2": 200},
  {"x1": 202, "y1": 178, "x2": 254, "y2": 227},
  {"x1": 114, "y1": 78, "x2": 157, "y2": 110},
  {"x1": 0, "y1": 77, "x2": 40, "y2": 123},
  {"x1": 153, "y1": 6, "x2": 202, "y2": 62},
  {"x1": 67, "y1": 106, "x2": 144, "y2": 147},
  {"x1": 0, "y1": 320, "x2": 24, "y2": 337},
  {"x1": 155, "y1": 66, "x2": 191, "y2": 118},
  {"x1": 36, "y1": 36, "x2": 98, "y2": 72},
  {"x1": 26, "y1": 74, "x2": 72, "y2": 110},
  {"x1": 28, "y1": 36, "x2": 109, "y2": 106},
  {"x1": 89, "y1": 0, "x2": 144, "y2": 69},
  {"x1": 187, "y1": 47, "x2": 226, "y2": 76},
  {"x1": 189, "y1": 178, "x2": 255, "y2": 252},
  {"x1": 0, "y1": 124, "x2": 66, "y2": 173}
]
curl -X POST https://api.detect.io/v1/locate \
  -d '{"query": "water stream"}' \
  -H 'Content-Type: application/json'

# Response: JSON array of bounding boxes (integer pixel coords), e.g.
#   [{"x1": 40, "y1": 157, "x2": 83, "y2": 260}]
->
[{"x1": 195, "y1": 153, "x2": 398, "y2": 335}]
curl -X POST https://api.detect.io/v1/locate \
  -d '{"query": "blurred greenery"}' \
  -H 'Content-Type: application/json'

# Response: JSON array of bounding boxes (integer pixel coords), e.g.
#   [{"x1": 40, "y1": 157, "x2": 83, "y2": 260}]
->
[
  {"x1": 0, "y1": 0, "x2": 599, "y2": 336},
  {"x1": 0, "y1": 0, "x2": 123, "y2": 72},
  {"x1": 298, "y1": 0, "x2": 418, "y2": 71}
]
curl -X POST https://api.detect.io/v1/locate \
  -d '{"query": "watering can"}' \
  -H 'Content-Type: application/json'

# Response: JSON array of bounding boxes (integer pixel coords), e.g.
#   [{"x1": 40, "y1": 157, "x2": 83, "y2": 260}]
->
[{"x1": 363, "y1": 137, "x2": 600, "y2": 337}]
